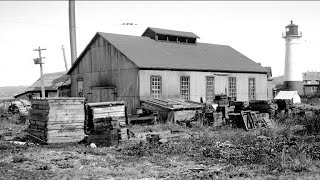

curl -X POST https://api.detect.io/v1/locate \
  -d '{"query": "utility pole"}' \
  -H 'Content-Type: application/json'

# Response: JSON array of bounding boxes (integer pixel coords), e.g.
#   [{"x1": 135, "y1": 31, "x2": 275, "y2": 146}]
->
[
  {"x1": 33, "y1": 46, "x2": 47, "y2": 98},
  {"x1": 61, "y1": 45, "x2": 68, "y2": 71}
]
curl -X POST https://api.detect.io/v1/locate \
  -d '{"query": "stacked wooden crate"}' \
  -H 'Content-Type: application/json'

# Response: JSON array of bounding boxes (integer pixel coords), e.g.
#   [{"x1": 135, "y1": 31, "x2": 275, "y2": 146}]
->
[
  {"x1": 86, "y1": 101, "x2": 128, "y2": 146},
  {"x1": 27, "y1": 98, "x2": 86, "y2": 144},
  {"x1": 213, "y1": 112, "x2": 223, "y2": 127}
]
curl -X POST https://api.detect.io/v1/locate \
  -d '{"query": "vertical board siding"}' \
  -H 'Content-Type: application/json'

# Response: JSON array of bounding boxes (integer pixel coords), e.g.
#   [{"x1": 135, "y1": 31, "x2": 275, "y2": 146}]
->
[
  {"x1": 139, "y1": 70, "x2": 267, "y2": 102},
  {"x1": 70, "y1": 35, "x2": 140, "y2": 114}
]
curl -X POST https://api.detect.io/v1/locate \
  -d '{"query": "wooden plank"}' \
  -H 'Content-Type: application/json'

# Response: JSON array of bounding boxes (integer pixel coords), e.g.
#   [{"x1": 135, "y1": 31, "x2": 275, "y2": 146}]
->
[
  {"x1": 29, "y1": 119, "x2": 84, "y2": 125},
  {"x1": 87, "y1": 101, "x2": 125, "y2": 107},
  {"x1": 240, "y1": 111, "x2": 249, "y2": 131},
  {"x1": 93, "y1": 117, "x2": 112, "y2": 123},
  {"x1": 28, "y1": 128, "x2": 85, "y2": 138},
  {"x1": 29, "y1": 114, "x2": 85, "y2": 122},
  {"x1": 92, "y1": 106, "x2": 125, "y2": 114},
  {"x1": 29, "y1": 109, "x2": 49, "y2": 116},
  {"x1": 31, "y1": 104, "x2": 49, "y2": 110},
  {"x1": 29, "y1": 122, "x2": 84, "y2": 130},
  {"x1": 110, "y1": 116, "x2": 126, "y2": 121},
  {"x1": 47, "y1": 136, "x2": 85, "y2": 144},
  {"x1": 93, "y1": 112, "x2": 125, "y2": 118}
]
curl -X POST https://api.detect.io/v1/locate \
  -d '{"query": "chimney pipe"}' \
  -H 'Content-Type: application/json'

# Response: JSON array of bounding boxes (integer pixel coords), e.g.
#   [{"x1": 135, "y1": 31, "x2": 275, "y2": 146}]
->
[{"x1": 69, "y1": 0, "x2": 77, "y2": 64}]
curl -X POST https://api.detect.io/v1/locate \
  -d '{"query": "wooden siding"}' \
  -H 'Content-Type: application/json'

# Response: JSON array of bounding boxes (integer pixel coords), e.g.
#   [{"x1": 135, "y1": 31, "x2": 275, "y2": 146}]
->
[
  {"x1": 70, "y1": 36, "x2": 140, "y2": 114},
  {"x1": 139, "y1": 70, "x2": 267, "y2": 102}
]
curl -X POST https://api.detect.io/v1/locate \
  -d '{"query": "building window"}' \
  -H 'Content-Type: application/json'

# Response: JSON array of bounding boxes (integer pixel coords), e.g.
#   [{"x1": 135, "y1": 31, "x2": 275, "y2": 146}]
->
[
  {"x1": 228, "y1": 77, "x2": 236, "y2": 98},
  {"x1": 180, "y1": 76, "x2": 190, "y2": 100},
  {"x1": 206, "y1": 77, "x2": 215, "y2": 102},
  {"x1": 248, "y1": 78, "x2": 256, "y2": 100},
  {"x1": 77, "y1": 80, "x2": 83, "y2": 97},
  {"x1": 150, "y1": 76, "x2": 161, "y2": 99}
]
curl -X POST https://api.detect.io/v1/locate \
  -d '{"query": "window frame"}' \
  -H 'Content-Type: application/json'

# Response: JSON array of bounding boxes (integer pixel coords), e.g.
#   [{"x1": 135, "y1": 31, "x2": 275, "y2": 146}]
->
[
  {"x1": 150, "y1": 75, "x2": 162, "y2": 99},
  {"x1": 248, "y1": 77, "x2": 256, "y2": 100},
  {"x1": 228, "y1": 77, "x2": 237, "y2": 98},
  {"x1": 206, "y1": 76, "x2": 215, "y2": 103},
  {"x1": 180, "y1": 76, "x2": 190, "y2": 100}
]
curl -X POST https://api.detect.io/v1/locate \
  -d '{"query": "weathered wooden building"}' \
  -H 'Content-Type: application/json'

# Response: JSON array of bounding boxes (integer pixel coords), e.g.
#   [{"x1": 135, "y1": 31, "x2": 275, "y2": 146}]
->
[
  {"x1": 67, "y1": 27, "x2": 268, "y2": 114},
  {"x1": 14, "y1": 71, "x2": 71, "y2": 100},
  {"x1": 302, "y1": 72, "x2": 320, "y2": 95}
]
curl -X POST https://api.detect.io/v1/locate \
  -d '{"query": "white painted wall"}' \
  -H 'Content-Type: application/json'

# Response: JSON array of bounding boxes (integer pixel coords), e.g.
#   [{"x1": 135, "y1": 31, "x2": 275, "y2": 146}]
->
[
  {"x1": 139, "y1": 70, "x2": 267, "y2": 102},
  {"x1": 284, "y1": 37, "x2": 303, "y2": 81}
]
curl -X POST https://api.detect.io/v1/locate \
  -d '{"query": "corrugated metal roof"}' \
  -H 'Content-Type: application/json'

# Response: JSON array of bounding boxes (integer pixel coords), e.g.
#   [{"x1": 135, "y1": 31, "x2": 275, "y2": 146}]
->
[
  {"x1": 27, "y1": 71, "x2": 70, "y2": 91},
  {"x1": 97, "y1": 32, "x2": 267, "y2": 73},
  {"x1": 142, "y1": 27, "x2": 200, "y2": 38}
]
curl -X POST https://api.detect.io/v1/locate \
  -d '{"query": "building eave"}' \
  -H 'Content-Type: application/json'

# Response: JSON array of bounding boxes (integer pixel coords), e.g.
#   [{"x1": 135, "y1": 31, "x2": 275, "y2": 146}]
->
[{"x1": 138, "y1": 67, "x2": 268, "y2": 74}]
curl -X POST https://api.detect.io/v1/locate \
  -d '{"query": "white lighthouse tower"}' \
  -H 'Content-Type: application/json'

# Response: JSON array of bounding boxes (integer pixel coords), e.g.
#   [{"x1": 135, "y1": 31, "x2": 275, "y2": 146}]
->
[{"x1": 283, "y1": 21, "x2": 303, "y2": 94}]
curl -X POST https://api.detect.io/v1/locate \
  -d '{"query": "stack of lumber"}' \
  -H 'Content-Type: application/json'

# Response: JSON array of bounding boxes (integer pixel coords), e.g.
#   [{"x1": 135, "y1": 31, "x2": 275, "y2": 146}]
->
[
  {"x1": 140, "y1": 98, "x2": 203, "y2": 123},
  {"x1": 86, "y1": 101, "x2": 128, "y2": 146},
  {"x1": 228, "y1": 110, "x2": 258, "y2": 131},
  {"x1": 213, "y1": 112, "x2": 223, "y2": 127},
  {"x1": 27, "y1": 98, "x2": 86, "y2": 144}
]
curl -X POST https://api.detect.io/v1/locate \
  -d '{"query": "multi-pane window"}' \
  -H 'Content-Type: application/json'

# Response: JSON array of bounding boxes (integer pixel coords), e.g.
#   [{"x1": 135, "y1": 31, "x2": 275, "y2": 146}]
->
[
  {"x1": 228, "y1": 77, "x2": 236, "y2": 98},
  {"x1": 248, "y1": 78, "x2": 256, "y2": 100},
  {"x1": 206, "y1": 77, "x2": 215, "y2": 102},
  {"x1": 77, "y1": 80, "x2": 83, "y2": 97},
  {"x1": 150, "y1": 76, "x2": 161, "y2": 99},
  {"x1": 180, "y1": 76, "x2": 190, "y2": 100}
]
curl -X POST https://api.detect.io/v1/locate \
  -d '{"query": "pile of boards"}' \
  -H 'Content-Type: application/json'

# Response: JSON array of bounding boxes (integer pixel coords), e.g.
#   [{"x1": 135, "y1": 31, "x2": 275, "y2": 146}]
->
[
  {"x1": 228, "y1": 110, "x2": 276, "y2": 130},
  {"x1": 85, "y1": 101, "x2": 128, "y2": 146},
  {"x1": 27, "y1": 98, "x2": 86, "y2": 143}
]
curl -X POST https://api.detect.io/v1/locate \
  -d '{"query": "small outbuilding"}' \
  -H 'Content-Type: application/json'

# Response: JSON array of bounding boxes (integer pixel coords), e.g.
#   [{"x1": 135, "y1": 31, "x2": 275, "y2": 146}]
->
[
  {"x1": 274, "y1": 91, "x2": 301, "y2": 104},
  {"x1": 14, "y1": 71, "x2": 71, "y2": 101}
]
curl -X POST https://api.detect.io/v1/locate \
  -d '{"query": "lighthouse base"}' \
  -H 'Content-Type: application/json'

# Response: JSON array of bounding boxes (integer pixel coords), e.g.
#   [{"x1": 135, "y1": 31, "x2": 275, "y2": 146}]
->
[{"x1": 283, "y1": 81, "x2": 303, "y2": 95}]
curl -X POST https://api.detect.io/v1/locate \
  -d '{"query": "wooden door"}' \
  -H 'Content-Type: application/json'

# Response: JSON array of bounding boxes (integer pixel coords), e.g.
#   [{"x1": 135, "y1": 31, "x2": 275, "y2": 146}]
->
[
  {"x1": 88, "y1": 88, "x2": 116, "y2": 103},
  {"x1": 100, "y1": 88, "x2": 115, "y2": 102}
]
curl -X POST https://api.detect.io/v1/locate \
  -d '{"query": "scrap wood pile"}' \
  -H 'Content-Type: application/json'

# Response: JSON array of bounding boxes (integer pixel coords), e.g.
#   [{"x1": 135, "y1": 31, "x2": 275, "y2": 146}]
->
[
  {"x1": 192, "y1": 103, "x2": 223, "y2": 127},
  {"x1": 140, "y1": 98, "x2": 203, "y2": 124},
  {"x1": 126, "y1": 130, "x2": 194, "y2": 144},
  {"x1": 85, "y1": 101, "x2": 128, "y2": 146},
  {"x1": 27, "y1": 98, "x2": 86, "y2": 144},
  {"x1": 228, "y1": 110, "x2": 276, "y2": 130}
]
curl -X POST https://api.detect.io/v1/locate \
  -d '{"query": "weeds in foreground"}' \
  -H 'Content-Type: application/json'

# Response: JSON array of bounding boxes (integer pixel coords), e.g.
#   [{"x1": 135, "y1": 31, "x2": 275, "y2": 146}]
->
[{"x1": 120, "y1": 125, "x2": 320, "y2": 175}]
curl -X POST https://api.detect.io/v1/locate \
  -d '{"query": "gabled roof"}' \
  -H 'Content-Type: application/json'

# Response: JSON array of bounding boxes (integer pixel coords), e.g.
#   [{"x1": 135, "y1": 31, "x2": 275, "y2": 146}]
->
[
  {"x1": 27, "y1": 71, "x2": 70, "y2": 92},
  {"x1": 275, "y1": 91, "x2": 299, "y2": 100},
  {"x1": 274, "y1": 91, "x2": 301, "y2": 103},
  {"x1": 142, "y1": 27, "x2": 200, "y2": 38},
  {"x1": 68, "y1": 30, "x2": 267, "y2": 74}
]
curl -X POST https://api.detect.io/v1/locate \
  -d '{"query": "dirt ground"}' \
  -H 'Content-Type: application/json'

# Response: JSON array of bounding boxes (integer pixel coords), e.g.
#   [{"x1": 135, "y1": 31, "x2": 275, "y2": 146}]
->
[{"x1": 1, "y1": 115, "x2": 320, "y2": 180}]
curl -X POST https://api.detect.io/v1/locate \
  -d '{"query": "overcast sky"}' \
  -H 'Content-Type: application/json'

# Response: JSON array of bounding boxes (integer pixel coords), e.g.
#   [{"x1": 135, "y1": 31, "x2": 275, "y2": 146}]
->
[{"x1": 1, "y1": 1, "x2": 319, "y2": 86}]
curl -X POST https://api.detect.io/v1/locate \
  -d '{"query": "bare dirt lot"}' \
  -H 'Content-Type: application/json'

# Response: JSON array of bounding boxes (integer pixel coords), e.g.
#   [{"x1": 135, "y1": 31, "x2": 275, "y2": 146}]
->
[{"x1": 1, "y1": 114, "x2": 320, "y2": 180}]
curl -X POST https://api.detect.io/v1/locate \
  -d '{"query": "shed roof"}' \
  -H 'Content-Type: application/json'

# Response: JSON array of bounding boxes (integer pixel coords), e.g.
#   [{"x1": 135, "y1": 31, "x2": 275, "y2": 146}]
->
[
  {"x1": 27, "y1": 71, "x2": 70, "y2": 92},
  {"x1": 274, "y1": 91, "x2": 299, "y2": 100},
  {"x1": 142, "y1": 27, "x2": 200, "y2": 38},
  {"x1": 68, "y1": 30, "x2": 267, "y2": 74}
]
